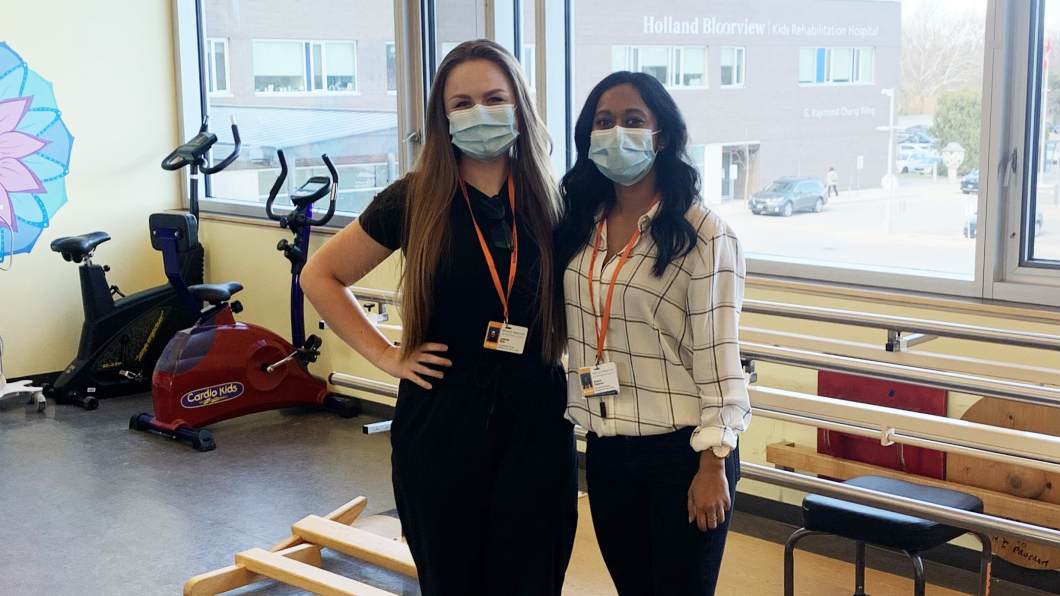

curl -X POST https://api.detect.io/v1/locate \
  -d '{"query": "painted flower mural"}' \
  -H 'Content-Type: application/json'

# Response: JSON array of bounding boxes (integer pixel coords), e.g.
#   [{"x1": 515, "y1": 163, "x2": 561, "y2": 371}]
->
[{"x1": 0, "y1": 42, "x2": 74, "y2": 266}]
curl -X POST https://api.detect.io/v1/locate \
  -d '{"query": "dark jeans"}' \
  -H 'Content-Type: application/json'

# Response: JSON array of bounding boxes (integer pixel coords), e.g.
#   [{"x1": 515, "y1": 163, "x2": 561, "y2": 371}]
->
[
  {"x1": 391, "y1": 360, "x2": 578, "y2": 596},
  {"x1": 586, "y1": 427, "x2": 740, "y2": 596},
  {"x1": 828, "y1": 184, "x2": 839, "y2": 197}
]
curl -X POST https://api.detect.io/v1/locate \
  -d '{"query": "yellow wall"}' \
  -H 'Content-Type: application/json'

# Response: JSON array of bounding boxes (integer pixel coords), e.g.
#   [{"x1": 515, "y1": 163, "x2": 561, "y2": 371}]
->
[{"x1": 0, "y1": 0, "x2": 181, "y2": 377}]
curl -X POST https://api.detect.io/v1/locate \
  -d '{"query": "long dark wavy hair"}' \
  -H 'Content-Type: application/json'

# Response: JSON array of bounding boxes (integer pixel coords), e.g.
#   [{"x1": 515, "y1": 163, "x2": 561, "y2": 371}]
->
[{"x1": 556, "y1": 71, "x2": 700, "y2": 277}]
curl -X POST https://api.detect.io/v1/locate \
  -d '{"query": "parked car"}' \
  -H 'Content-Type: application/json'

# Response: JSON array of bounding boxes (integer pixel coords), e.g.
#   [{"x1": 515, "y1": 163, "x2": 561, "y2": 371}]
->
[
  {"x1": 898, "y1": 131, "x2": 935, "y2": 145},
  {"x1": 897, "y1": 151, "x2": 942, "y2": 174},
  {"x1": 961, "y1": 169, "x2": 979, "y2": 194},
  {"x1": 749, "y1": 177, "x2": 827, "y2": 217},
  {"x1": 898, "y1": 142, "x2": 934, "y2": 156},
  {"x1": 964, "y1": 209, "x2": 1043, "y2": 238}
]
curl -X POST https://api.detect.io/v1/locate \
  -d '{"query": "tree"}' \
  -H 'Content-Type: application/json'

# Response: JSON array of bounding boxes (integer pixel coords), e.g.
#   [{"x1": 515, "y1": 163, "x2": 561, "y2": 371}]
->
[
  {"x1": 899, "y1": 1, "x2": 985, "y2": 115},
  {"x1": 729, "y1": 144, "x2": 757, "y2": 204},
  {"x1": 931, "y1": 87, "x2": 981, "y2": 176}
]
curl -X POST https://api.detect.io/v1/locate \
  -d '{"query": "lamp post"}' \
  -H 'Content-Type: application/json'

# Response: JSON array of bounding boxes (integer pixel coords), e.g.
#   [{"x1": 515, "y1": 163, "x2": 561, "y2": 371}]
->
[{"x1": 876, "y1": 88, "x2": 897, "y2": 234}]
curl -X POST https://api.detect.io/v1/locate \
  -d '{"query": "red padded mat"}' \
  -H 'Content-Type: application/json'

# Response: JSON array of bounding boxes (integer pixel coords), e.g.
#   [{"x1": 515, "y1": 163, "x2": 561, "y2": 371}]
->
[{"x1": 817, "y1": 371, "x2": 947, "y2": 479}]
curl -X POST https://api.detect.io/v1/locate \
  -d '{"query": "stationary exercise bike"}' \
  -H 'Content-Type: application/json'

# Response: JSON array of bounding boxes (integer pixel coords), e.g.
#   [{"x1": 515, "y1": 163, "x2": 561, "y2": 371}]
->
[
  {"x1": 131, "y1": 151, "x2": 358, "y2": 451},
  {"x1": 41, "y1": 118, "x2": 239, "y2": 409}
]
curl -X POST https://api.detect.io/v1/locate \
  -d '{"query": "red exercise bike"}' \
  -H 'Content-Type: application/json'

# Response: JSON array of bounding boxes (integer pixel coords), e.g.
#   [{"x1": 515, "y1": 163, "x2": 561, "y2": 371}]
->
[{"x1": 131, "y1": 151, "x2": 358, "y2": 451}]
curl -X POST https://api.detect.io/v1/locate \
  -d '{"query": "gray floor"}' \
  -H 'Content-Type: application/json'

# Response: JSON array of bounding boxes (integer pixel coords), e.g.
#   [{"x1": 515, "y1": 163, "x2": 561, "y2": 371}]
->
[
  {"x1": 0, "y1": 393, "x2": 416, "y2": 596},
  {"x1": 2, "y1": 394, "x2": 1054, "y2": 596}
]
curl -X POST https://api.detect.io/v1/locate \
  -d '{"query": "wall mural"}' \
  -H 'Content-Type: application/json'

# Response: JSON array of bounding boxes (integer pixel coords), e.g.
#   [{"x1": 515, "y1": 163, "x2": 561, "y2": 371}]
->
[{"x1": 0, "y1": 41, "x2": 74, "y2": 270}]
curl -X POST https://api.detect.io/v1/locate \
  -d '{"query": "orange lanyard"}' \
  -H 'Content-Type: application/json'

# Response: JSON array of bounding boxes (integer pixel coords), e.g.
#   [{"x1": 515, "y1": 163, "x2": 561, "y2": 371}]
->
[
  {"x1": 458, "y1": 172, "x2": 518, "y2": 322},
  {"x1": 588, "y1": 195, "x2": 659, "y2": 364}
]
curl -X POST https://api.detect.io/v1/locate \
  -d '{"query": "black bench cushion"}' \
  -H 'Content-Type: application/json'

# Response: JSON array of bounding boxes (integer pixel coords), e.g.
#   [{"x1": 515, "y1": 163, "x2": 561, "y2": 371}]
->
[
  {"x1": 803, "y1": 475, "x2": 984, "y2": 553},
  {"x1": 50, "y1": 232, "x2": 110, "y2": 261},
  {"x1": 188, "y1": 282, "x2": 243, "y2": 304}
]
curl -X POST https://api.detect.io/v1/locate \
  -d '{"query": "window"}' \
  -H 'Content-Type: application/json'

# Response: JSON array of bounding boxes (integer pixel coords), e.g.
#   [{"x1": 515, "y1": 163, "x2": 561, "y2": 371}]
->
[
  {"x1": 522, "y1": 44, "x2": 536, "y2": 89},
  {"x1": 206, "y1": 38, "x2": 229, "y2": 95},
  {"x1": 798, "y1": 47, "x2": 815, "y2": 84},
  {"x1": 800, "y1": 47, "x2": 874, "y2": 85},
  {"x1": 434, "y1": 0, "x2": 486, "y2": 70},
  {"x1": 181, "y1": 0, "x2": 401, "y2": 223},
  {"x1": 386, "y1": 42, "x2": 397, "y2": 92},
  {"x1": 253, "y1": 41, "x2": 305, "y2": 92},
  {"x1": 611, "y1": 45, "x2": 706, "y2": 88},
  {"x1": 325, "y1": 42, "x2": 357, "y2": 91},
  {"x1": 440, "y1": 42, "x2": 460, "y2": 60},
  {"x1": 994, "y1": 0, "x2": 1060, "y2": 301},
  {"x1": 177, "y1": 0, "x2": 1058, "y2": 305},
  {"x1": 685, "y1": 144, "x2": 706, "y2": 188},
  {"x1": 252, "y1": 40, "x2": 357, "y2": 93},
  {"x1": 720, "y1": 46, "x2": 745, "y2": 87}
]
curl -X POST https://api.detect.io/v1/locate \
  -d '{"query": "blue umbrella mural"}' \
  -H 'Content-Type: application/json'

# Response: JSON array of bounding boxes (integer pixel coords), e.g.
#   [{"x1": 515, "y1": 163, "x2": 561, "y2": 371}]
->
[{"x1": 0, "y1": 42, "x2": 74, "y2": 268}]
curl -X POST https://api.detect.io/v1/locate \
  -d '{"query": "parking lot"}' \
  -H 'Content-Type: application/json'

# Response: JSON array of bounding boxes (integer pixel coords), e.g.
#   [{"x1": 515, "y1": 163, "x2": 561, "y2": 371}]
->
[{"x1": 721, "y1": 174, "x2": 1060, "y2": 277}]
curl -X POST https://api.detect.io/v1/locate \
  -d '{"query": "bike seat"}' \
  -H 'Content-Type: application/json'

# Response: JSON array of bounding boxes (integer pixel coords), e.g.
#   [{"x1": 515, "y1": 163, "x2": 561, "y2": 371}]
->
[
  {"x1": 188, "y1": 282, "x2": 243, "y2": 305},
  {"x1": 50, "y1": 232, "x2": 111, "y2": 262}
]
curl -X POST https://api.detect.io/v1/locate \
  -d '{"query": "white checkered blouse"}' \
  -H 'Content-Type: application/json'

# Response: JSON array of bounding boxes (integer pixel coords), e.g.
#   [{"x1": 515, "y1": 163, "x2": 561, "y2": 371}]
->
[{"x1": 564, "y1": 201, "x2": 751, "y2": 453}]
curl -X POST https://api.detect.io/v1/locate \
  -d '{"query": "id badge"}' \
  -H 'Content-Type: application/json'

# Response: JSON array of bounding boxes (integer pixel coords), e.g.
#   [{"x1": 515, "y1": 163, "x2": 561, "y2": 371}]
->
[
  {"x1": 577, "y1": 362, "x2": 620, "y2": 397},
  {"x1": 483, "y1": 321, "x2": 528, "y2": 354}
]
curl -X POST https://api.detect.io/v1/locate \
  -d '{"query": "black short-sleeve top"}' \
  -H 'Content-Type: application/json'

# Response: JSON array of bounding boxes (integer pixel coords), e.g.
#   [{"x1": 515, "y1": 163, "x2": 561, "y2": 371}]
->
[{"x1": 358, "y1": 177, "x2": 547, "y2": 367}]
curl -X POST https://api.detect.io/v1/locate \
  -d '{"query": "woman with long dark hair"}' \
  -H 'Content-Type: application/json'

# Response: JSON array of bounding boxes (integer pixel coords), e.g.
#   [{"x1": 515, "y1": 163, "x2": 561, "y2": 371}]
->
[
  {"x1": 302, "y1": 40, "x2": 577, "y2": 596},
  {"x1": 556, "y1": 71, "x2": 751, "y2": 595}
]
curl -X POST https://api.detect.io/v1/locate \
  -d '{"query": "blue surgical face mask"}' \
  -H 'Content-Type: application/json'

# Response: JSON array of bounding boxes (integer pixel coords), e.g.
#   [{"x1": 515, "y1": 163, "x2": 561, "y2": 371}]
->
[
  {"x1": 448, "y1": 104, "x2": 520, "y2": 161},
  {"x1": 589, "y1": 126, "x2": 658, "y2": 186}
]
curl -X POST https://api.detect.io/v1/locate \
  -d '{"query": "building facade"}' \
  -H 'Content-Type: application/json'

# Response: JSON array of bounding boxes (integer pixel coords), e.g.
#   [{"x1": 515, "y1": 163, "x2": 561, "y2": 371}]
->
[
  {"x1": 203, "y1": 0, "x2": 900, "y2": 211},
  {"x1": 574, "y1": 0, "x2": 901, "y2": 205}
]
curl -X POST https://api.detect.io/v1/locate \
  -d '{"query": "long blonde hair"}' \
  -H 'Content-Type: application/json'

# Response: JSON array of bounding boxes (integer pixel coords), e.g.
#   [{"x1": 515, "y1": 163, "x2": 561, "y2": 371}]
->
[{"x1": 400, "y1": 39, "x2": 563, "y2": 362}]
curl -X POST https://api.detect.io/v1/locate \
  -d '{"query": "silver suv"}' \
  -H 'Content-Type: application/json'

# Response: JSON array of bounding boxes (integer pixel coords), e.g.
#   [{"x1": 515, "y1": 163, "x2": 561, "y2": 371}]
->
[{"x1": 749, "y1": 177, "x2": 827, "y2": 217}]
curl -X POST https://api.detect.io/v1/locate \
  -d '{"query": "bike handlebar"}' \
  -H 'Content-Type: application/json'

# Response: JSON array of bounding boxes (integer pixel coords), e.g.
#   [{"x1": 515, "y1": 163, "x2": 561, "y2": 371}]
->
[
  {"x1": 264, "y1": 151, "x2": 338, "y2": 227},
  {"x1": 160, "y1": 116, "x2": 241, "y2": 173},
  {"x1": 309, "y1": 155, "x2": 339, "y2": 227},
  {"x1": 201, "y1": 117, "x2": 241, "y2": 174},
  {"x1": 264, "y1": 149, "x2": 290, "y2": 221}
]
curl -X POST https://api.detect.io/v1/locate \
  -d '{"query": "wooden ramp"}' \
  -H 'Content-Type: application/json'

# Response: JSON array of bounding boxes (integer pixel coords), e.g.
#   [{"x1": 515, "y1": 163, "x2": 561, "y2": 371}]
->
[
  {"x1": 186, "y1": 494, "x2": 972, "y2": 596},
  {"x1": 291, "y1": 515, "x2": 417, "y2": 578},
  {"x1": 183, "y1": 496, "x2": 413, "y2": 596}
]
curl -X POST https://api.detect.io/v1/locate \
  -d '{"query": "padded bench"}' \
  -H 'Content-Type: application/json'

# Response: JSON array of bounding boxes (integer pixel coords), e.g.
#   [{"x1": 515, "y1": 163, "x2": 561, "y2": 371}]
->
[{"x1": 784, "y1": 475, "x2": 991, "y2": 596}]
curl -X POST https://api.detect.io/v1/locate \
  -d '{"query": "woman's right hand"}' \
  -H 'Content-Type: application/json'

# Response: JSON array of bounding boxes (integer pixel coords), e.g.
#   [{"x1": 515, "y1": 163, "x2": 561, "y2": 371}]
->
[{"x1": 375, "y1": 343, "x2": 452, "y2": 390}]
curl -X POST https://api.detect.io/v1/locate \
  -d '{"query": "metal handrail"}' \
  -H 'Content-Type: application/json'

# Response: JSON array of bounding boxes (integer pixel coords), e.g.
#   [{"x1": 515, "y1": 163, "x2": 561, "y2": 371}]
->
[
  {"x1": 329, "y1": 372, "x2": 1060, "y2": 551},
  {"x1": 741, "y1": 463, "x2": 1060, "y2": 550},
  {"x1": 743, "y1": 299, "x2": 1060, "y2": 352},
  {"x1": 329, "y1": 374, "x2": 399, "y2": 397},
  {"x1": 742, "y1": 342, "x2": 1060, "y2": 408},
  {"x1": 350, "y1": 286, "x2": 1060, "y2": 352},
  {"x1": 350, "y1": 287, "x2": 400, "y2": 305},
  {"x1": 750, "y1": 386, "x2": 1060, "y2": 475},
  {"x1": 330, "y1": 371, "x2": 1060, "y2": 474}
]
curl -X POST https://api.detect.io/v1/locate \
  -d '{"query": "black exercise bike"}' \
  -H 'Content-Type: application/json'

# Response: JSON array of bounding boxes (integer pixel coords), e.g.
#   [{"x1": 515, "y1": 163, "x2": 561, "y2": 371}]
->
[{"x1": 44, "y1": 117, "x2": 240, "y2": 409}]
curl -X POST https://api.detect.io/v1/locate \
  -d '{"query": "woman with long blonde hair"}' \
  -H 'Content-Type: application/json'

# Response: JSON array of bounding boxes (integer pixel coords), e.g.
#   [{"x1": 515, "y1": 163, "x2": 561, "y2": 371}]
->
[{"x1": 301, "y1": 40, "x2": 577, "y2": 595}]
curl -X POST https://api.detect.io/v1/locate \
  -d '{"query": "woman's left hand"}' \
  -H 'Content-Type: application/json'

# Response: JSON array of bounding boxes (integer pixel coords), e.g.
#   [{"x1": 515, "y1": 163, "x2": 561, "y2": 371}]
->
[{"x1": 687, "y1": 453, "x2": 731, "y2": 532}]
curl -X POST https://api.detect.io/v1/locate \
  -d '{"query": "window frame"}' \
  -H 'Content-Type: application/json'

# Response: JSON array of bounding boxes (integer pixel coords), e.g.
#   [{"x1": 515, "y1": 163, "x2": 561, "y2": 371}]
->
[
  {"x1": 611, "y1": 44, "x2": 707, "y2": 89},
  {"x1": 173, "y1": 0, "x2": 1060, "y2": 307},
  {"x1": 206, "y1": 37, "x2": 230, "y2": 96},
  {"x1": 251, "y1": 38, "x2": 359, "y2": 96},
  {"x1": 984, "y1": 0, "x2": 1060, "y2": 304},
  {"x1": 386, "y1": 41, "x2": 398, "y2": 93},
  {"x1": 523, "y1": 43, "x2": 536, "y2": 89},
  {"x1": 799, "y1": 45, "x2": 875, "y2": 86},
  {"x1": 720, "y1": 45, "x2": 745, "y2": 88},
  {"x1": 173, "y1": 0, "x2": 424, "y2": 228}
]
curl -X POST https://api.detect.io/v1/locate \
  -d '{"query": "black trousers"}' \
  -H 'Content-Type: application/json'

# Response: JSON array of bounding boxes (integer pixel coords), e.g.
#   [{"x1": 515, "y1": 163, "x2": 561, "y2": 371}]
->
[
  {"x1": 586, "y1": 427, "x2": 740, "y2": 596},
  {"x1": 391, "y1": 360, "x2": 578, "y2": 596}
]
